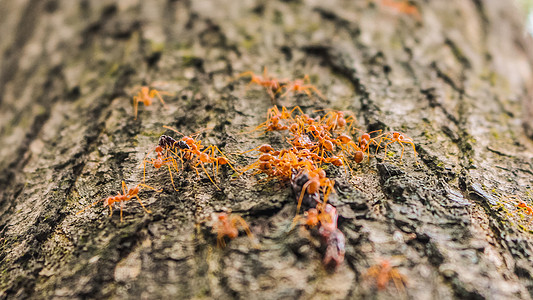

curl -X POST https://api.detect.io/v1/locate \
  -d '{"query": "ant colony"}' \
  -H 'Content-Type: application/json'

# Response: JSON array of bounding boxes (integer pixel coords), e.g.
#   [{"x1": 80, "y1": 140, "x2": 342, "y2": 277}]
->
[{"x1": 76, "y1": 67, "x2": 418, "y2": 277}]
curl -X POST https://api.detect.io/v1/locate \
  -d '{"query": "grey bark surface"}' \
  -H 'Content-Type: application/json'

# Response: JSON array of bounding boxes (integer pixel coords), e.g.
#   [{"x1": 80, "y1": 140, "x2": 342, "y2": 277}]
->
[{"x1": 1, "y1": 0, "x2": 533, "y2": 299}]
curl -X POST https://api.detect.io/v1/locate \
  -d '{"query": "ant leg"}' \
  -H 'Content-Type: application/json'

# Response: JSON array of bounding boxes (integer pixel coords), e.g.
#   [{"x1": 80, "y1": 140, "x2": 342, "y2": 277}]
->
[
  {"x1": 295, "y1": 181, "x2": 312, "y2": 219},
  {"x1": 134, "y1": 195, "x2": 152, "y2": 214},
  {"x1": 234, "y1": 216, "x2": 260, "y2": 248},
  {"x1": 133, "y1": 96, "x2": 139, "y2": 119},
  {"x1": 391, "y1": 271, "x2": 406, "y2": 293},
  {"x1": 340, "y1": 155, "x2": 353, "y2": 176},
  {"x1": 308, "y1": 86, "x2": 325, "y2": 98},
  {"x1": 233, "y1": 145, "x2": 262, "y2": 155},
  {"x1": 212, "y1": 146, "x2": 239, "y2": 174},
  {"x1": 382, "y1": 140, "x2": 394, "y2": 158},
  {"x1": 162, "y1": 125, "x2": 185, "y2": 137},
  {"x1": 290, "y1": 181, "x2": 311, "y2": 229},
  {"x1": 150, "y1": 90, "x2": 168, "y2": 109},
  {"x1": 237, "y1": 71, "x2": 255, "y2": 80},
  {"x1": 138, "y1": 183, "x2": 163, "y2": 193},
  {"x1": 121, "y1": 181, "x2": 128, "y2": 195},
  {"x1": 290, "y1": 105, "x2": 305, "y2": 117},
  {"x1": 141, "y1": 159, "x2": 152, "y2": 184},
  {"x1": 404, "y1": 140, "x2": 417, "y2": 156},
  {"x1": 217, "y1": 235, "x2": 226, "y2": 248},
  {"x1": 166, "y1": 164, "x2": 179, "y2": 191},
  {"x1": 76, "y1": 198, "x2": 106, "y2": 215},
  {"x1": 120, "y1": 202, "x2": 124, "y2": 222},
  {"x1": 199, "y1": 162, "x2": 221, "y2": 190}
]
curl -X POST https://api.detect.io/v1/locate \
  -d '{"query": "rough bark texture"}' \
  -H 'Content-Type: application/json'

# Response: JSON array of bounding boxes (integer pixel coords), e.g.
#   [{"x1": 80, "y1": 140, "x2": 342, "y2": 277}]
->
[{"x1": 1, "y1": 0, "x2": 533, "y2": 299}]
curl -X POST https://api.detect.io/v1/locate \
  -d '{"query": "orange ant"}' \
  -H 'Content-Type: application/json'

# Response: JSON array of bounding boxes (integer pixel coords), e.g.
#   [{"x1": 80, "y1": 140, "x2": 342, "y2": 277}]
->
[
  {"x1": 278, "y1": 75, "x2": 324, "y2": 99},
  {"x1": 377, "y1": 131, "x2": 416, "y2": 160},
  {"x1": 364, "y1": 260, "x2": 408, "y2": 292},
  {"x1": 237, "y1": 67, "x2": 288, "y2": 101},
  {"x1": 319, "y1": 110, "x2": 355, "y2": 132},
  {"x1": 132, "y1": 86, "x2": 170, "y2": 120},
  {"x1": 77, "y1": 181, "x2": 161, "y2": 222},
  {"x1": 162, "y1": 126, "x2": 237, "y2": 190},
  {"x1": 350, "y1": 129, "x2": 383, "y2": 162},
  {"x1": 210, "y1": 212, "x2": 258, "y2": 248},
  {"x1": 241, "y1": 105, "x2": 305, "y2": 136}
]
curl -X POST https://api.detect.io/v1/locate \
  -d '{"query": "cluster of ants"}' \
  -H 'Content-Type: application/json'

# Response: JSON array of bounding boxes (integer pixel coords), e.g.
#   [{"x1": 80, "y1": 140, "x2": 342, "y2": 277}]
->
[
  {"x1": 76, "y1": 67, "x2": 415, "y2": 290},
  {"x1": 234, "y1": 104, "x2": 415, "y2": 269}
]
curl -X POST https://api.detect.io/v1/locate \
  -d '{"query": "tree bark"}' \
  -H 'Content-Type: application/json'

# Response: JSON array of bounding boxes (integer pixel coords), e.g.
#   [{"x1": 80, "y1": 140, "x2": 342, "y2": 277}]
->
[{"x1": 1, "y1": 0, "x2": 533, "y2": 299}]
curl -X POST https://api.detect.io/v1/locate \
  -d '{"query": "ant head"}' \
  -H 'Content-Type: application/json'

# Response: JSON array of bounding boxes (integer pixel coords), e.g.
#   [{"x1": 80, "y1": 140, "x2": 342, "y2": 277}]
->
[
  {"x1": 155, "y1": 145, "x2": 163, "y2": 153},
  {"x1": 361, "y1": 133, "x2": 370, "y2": 141},
  {"x1": 183, "y1": 136, "x2": 194, "y2": 146},
  {"x1": 217, "y1": 213, "x2": 228, "y2": 221},
  {"x1": 317, "y1": 169, "x2": 326, "y2": 179},
  {"x1": 289, "y1": 123, "x2": 299, "y2": 133}
]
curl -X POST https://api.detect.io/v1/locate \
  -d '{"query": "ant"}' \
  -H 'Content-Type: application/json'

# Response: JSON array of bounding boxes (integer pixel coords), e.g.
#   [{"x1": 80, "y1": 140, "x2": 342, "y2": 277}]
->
[
  {"x1": 210, "y1": 212, "x2": 258, "y2": 248},
  {"x1": 260, "y1": 106, "x2": 304, "y2": 133},
  {"x1": 77, "y1": 181, "x2": 161, "y2": 222},
  {"x1": 162, "y1": 126, "x2": 236, "y2": 190},
  {"x1": 364, "y1": 260, "x2": 408, "y2": 292},
  {"x1": 279, "y1": 75, "x2": 324, "y2": 99},
  {"x1": 237, "y1": 67, "x2": 288, "y2": 101},
  {"x1": 376, "y1": 131, "x2": 416, "y2": 160},
  {"x1": 132, "y1": 86, "x2": 171, "y2": 120},
  {"x1": 350, "y1": 129, "x2": 383, "y2": 162},
  {"x1": 320, "y1": 110, "x2": 355, "y2": 132}
]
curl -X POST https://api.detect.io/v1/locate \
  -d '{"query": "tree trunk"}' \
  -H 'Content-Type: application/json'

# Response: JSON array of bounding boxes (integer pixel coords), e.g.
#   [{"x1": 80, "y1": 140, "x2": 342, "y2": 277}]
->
[{"x1": 1, "y1": 0, "x2": 533, "y2": 299}]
